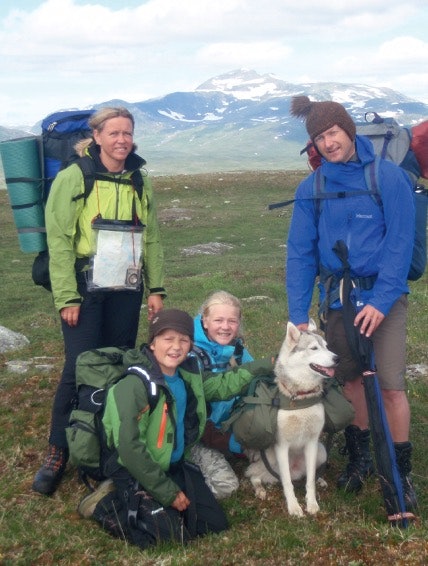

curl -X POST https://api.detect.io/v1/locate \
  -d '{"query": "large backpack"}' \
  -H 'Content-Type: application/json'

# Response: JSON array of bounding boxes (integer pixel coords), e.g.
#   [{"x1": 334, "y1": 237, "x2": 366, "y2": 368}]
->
[
  {"x1": 66, "y1": 346, "x2": 163, "y2": 484},
  {"x1": 220, "y1": 373, "x2": 354, "y2": 450},
  {"x1": 30, "y1": 109, "x2": 144, "y2": 291}
]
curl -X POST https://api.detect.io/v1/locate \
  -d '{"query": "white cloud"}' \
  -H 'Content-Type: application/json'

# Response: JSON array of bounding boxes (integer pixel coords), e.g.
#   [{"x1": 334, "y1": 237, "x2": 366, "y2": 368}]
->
[{"x1": 0, "y1": 0, "x2": 427, "y2": 125}]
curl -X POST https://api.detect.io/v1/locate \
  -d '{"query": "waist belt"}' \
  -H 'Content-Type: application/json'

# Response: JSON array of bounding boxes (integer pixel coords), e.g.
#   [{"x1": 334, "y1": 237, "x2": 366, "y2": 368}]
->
[{"x1": 318, "y1": 273, "x2": 377, "y2": 323}]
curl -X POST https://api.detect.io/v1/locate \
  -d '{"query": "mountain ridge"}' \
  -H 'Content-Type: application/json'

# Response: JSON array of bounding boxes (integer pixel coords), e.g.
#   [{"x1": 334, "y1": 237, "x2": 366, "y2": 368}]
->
[{"x1": 1, "y1": 69, "x2": 427, "y2": 175}]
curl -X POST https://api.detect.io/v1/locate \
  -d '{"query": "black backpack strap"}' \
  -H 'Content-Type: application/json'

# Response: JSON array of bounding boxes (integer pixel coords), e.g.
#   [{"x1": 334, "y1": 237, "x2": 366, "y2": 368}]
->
[
  {"x1": 232, "y1": 339, "x2": 244, "y2": 365},
  {"x1": 268, "y1": 166, "x2": 379, "y2": 211},
  {"x1": 191, "y1": 346, "x2": 213, "y2": 371}
]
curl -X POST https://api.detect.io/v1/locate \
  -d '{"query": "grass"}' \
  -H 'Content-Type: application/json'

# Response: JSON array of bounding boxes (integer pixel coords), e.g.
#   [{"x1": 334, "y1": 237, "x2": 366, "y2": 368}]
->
[{"x1": 0, "y1": 170, "x2": 427, "y2": 565}]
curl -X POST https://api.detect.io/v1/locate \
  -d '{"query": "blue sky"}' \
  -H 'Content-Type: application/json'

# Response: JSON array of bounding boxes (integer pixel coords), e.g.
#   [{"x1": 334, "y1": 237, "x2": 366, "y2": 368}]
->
[{"x1": 1, "y1": 0, "x2": 428, "y2": 125}]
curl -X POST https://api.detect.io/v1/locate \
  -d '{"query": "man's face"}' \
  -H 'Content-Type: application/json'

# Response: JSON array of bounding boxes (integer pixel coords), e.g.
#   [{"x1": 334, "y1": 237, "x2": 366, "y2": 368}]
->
[{"x1": 313, "y1": 125, "x2": 355, "y2": 163}]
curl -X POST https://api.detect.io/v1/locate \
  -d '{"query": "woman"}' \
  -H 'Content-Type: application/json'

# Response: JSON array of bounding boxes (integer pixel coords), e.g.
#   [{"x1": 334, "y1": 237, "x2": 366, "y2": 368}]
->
[
  {"x1": 32, "y1": 107, "x2": 166, "y2": 496},
  {"x1": 77, "y1": 309, "x2": 263, "y2": 549}
]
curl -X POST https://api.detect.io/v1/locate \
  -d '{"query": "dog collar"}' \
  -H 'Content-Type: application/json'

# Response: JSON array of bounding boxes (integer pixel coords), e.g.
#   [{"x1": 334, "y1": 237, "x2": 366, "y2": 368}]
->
[{"x1": 279, "y1": 387, "x2": 323, "y2": 410}]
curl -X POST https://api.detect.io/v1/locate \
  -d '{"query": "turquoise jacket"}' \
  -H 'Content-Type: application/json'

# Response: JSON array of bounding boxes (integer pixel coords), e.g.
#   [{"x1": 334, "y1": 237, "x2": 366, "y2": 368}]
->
[{"x1": 192, "y1": 315, "x2": 253, "y2": 453}]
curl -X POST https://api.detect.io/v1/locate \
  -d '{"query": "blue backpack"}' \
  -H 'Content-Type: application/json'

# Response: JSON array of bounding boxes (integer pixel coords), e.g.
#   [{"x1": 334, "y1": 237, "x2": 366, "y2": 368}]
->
[{"x1": 41, "y1": 109, "x2": 95, "y2": 201}]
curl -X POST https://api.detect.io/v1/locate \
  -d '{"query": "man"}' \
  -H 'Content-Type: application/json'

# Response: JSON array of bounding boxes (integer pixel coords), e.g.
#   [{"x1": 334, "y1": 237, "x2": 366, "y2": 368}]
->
[{"x1": 286, "y1": 95, "x2": 417, "y2": 513}]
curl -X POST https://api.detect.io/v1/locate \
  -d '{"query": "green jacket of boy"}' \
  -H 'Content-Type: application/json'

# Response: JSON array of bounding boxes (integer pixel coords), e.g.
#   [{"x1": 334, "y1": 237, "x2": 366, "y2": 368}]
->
[{"x1": 102, "y1": 347, "x2": 265, "y2": 507}]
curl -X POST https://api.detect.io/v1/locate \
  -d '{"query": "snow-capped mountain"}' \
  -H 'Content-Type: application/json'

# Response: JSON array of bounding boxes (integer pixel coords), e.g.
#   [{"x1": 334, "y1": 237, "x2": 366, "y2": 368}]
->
[{"x1": 2, "y1": 70, "x2": 427, "y2": 175}]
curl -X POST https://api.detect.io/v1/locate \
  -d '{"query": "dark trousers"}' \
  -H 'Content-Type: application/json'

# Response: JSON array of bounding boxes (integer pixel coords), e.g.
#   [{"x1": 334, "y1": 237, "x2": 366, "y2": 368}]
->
[
  {"x1": 106, "y1": 461, "x2": 228, "y2": 549},
  {"x1": 49, "y1": 274, "x2": 143, "y2": 447},
  {"x1": 168, "y1": 461, "x2": 229, "y2": 537}
]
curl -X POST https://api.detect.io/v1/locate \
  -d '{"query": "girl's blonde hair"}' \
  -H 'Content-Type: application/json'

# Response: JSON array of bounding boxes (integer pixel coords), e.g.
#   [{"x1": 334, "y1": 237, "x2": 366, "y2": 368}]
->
[
  {"x1": 200, "y1": 290, "x2": 244, "y2": 336},
  {"x1": 74, "y1": 106, "x2": 137, "y2": 157}
]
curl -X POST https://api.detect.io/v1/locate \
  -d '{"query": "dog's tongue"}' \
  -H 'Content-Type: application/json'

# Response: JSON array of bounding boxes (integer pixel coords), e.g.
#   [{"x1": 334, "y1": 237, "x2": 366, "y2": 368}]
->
[{"x1": 310, "y1": 363, "x2": 336, "y2": 378}]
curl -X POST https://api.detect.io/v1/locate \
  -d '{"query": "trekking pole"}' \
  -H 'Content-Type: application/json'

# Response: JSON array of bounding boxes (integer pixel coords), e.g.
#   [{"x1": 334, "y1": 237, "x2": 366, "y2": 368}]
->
[{"x1": 333, "y1": 240, "x2": 413, "y2": 527}]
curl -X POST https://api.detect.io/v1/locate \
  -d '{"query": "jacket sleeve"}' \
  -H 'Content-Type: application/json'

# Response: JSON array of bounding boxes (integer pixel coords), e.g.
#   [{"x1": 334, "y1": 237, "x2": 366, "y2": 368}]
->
[
  {"x1": 141, "y1": 177, "x2": 166, "y2": 297},
  {"x1": 44, "y1": 165, "x2": 85, "y2": 311},
  {"x1": 103, "y1": 375, "x2": 180, "y2": 507},
  {"x1": 366, "y1": 162, "x2": 414, "y2": 315},
  {"x1": 286, "y1": 175, "x2": 319, "y2": 325},
  {"x1": 203, "y1": 359, "x2": 274, "y2": 401}
]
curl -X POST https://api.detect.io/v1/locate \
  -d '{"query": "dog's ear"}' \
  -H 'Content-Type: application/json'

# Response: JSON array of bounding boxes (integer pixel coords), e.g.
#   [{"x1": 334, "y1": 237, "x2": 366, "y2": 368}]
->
[
  {"x1": 285, "y1": 321, "x2": 301, "y2": 349},
  {"x1": 308, "y1": 318, "x2": 317, "y2": 332}
]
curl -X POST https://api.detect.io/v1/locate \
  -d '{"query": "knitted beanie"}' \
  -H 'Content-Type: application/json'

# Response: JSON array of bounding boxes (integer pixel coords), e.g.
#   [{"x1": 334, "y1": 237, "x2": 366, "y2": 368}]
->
[
  {"x1": 148, "y1": 308, "x2": 194, "y2": 343},
  {"x1": 290, "y1": 95, "x2": 356, "y2": 142}
]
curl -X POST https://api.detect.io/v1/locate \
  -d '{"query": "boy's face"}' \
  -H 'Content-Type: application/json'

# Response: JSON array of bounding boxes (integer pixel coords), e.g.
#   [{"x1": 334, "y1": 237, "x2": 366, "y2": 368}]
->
[
  {"x1": 150, "y1": 329, "x2": 192, "y2": 376},
  {"x1": 313, "y1": 124, "x2": 355, "y2": 163}
]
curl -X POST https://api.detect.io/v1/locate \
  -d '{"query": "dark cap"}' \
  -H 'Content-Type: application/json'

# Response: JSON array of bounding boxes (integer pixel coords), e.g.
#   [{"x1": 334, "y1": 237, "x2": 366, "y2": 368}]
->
[
  {"x1": 148, "y1": 308, "x2": 194, "y2": 343},
  {"x1": 290, "y1": 95, "x2": 356, "y2": 142}
]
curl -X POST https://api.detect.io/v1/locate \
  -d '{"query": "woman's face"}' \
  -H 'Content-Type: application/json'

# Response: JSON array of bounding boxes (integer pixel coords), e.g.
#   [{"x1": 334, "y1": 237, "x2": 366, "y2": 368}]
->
[
  {"x1": 203, "y1": 304, "x2": 240, "y2": 346},
  {"x1": 150, "y1": 329, "x2": 192, "y2": 376},
  {"x1": 93, "y1": 116, "x2": 134, "y2": 172}
]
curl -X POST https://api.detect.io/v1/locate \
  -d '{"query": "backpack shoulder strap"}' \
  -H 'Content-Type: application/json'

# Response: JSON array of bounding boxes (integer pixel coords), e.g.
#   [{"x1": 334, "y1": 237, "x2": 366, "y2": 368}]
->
[
  {"x1": 130, "y1": 169, "x2": 144, "y2": 200},
  {"x1": 123, "y1": 365, "x2": 163, "y2": 412},
  {"x1": 191, "y1": 345, "x2": 213, "y2": 371},
  {"x1": 77, "y1": 155, "x2": 96, "y2": 201},
  {"x1": 363, "y1": 156, "x2": 382, "y2": 207}
]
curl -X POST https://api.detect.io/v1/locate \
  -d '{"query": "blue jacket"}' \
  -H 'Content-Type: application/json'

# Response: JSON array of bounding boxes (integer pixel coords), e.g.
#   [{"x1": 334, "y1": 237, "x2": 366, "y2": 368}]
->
[
  {"x1": 192, "y1": 314, "x2": 253, "y2": 446},
  {"x1": 286, "y1": 135, "x2": 415, "y2": 324}
]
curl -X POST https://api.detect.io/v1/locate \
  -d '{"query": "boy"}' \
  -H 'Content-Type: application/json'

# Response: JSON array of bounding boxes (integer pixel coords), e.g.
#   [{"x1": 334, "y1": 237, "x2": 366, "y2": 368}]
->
[{"x1": 78, "y1": 308, "x2": 266, "y2": 548}]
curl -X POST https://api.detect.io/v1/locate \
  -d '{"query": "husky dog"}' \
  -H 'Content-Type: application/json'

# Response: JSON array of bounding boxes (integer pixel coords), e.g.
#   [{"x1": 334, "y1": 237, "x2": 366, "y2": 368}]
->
[{"x1": 245, "y1": 319, "x2": 337, "y2": 517}]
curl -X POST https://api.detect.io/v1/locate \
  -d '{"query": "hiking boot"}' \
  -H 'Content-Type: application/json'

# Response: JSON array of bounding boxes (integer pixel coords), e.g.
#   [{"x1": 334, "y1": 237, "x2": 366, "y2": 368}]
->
[
  {"x1": 394, "y1": 441, "x2": 418, "y2": 513},
  {"x1": 78, "y1": 479, "x2": 116, "y2": 519},
  {"x1": 32, "y1": 445, "x2": 68, "y2": 496},
  {"x1": 337, "y1": 425, "x2": 375, "y2": 493}
]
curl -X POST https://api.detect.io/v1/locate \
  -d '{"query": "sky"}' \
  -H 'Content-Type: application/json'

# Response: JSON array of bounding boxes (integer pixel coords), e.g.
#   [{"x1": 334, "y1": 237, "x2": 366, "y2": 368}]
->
[{"x1": 1, "y1": 0, "x2": 428, "y2": 126}]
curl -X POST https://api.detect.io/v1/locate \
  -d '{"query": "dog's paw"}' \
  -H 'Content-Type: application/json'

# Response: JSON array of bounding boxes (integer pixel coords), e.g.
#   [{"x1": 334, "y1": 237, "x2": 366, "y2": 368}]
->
[
  {"x1": 255, "y1": 486, "x2": 267, "y2": 500},
  {"x1": 287, "y1": 500, "x2": 304, "y2": 517},
  {"x1": 306, "y1": 501, "x2": 320, "y2": 515},
  {"x1": 316, "y1": 477, "x2": 328, "y2": 489}
]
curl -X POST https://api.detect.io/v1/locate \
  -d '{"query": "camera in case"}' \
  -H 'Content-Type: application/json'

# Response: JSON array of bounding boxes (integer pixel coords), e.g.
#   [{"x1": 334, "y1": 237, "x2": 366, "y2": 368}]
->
[{"x1": 125, "y1": 266, "x2": 141, "y2": 289}]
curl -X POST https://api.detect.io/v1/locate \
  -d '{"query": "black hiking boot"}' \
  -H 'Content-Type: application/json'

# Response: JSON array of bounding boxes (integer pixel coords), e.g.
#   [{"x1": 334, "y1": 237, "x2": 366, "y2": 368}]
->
[
  {"x1": 394, "y1": 441, "x2": 418, "y2": 513},
  {"x1": 32, "y1": 445, "x2": 68, "y2": 496},
  {"x1": 337, "y1": 425, "x2": 375, "y2": 493}
]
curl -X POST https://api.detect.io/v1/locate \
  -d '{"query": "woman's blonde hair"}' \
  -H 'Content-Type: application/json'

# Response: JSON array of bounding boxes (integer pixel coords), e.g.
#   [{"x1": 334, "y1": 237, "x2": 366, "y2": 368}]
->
[
  {"x1": 74, "y1": 107, "x2": 137, "y2": 156},
  {"x1": 200, "y1": 290, "x2": 244, "y2": 336}
]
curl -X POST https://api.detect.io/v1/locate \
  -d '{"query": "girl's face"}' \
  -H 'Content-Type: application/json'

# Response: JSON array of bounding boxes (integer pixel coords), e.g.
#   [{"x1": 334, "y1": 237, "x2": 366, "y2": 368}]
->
[
  {"x1": 150, "y1": 329, "x2": 191, "y2": 376},
  {"x1": 203, "y1": 304, "x2": 240, "y2": 346}
]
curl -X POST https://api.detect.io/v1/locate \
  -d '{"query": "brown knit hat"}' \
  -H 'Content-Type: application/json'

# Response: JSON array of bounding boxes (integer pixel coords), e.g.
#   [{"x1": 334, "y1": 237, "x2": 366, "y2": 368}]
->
[
  {"x1": 148, "y1": 308, "x2": 194, "y2": 343},
  {"x1": 290, "y1": 95, "x2": 356, "y2": 142}
]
